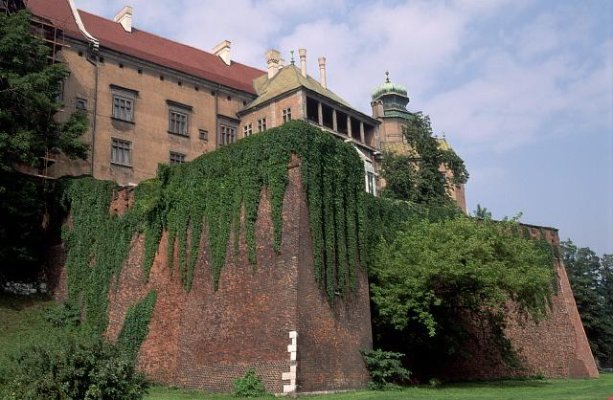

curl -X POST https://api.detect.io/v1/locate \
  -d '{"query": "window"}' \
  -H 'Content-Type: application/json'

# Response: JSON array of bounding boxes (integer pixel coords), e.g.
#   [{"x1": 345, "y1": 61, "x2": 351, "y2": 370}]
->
[
  {"x1": 199, "y1": 129, "x2": 208, "y2": 141},
  {"x1": 367, "y1": 171, "x2": 376, "y2": 195},
  {"x1": 219, "y1": 123, "x2": 236, "y2": 146},
  {"x1": 169, "y1": 110, "x2": 188, "y2": 135},
  {"x1": 243, "y1": 123, "x2": 253, "y2": 137},
  {"x1": 257, "y1": 118, "x2": 267, "y2": 132},
  {"x1": 56, "y1": 80, "x2": 65, "y2": 103},
  {"x1": 169, "y1": 151, "x2": 186, "y2": 165},
  {"x1": 167, "y1": 100, "x2": 192, "y2": 136},
  {"x1": 75, "y1": 97, "x2": 87, "y2": 111},
  {"x1": 282, "y1": 108, "x2": 292, "y2": 123},
  {"x1": 110, "y1": 85, "x2": 137, "y2": 122},
  {"x1": 111, "y1": 138, "x2": 131, "y2": 166}
]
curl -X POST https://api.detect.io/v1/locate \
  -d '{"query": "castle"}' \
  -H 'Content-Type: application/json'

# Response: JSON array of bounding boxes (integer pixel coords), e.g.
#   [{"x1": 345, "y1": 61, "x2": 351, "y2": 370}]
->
[
  {"x1": 8, "y1": 0, "x2": 599, "y2": 394},
  {"x1": 24, "y1": 0, "x2": 466, "y2": 208}
]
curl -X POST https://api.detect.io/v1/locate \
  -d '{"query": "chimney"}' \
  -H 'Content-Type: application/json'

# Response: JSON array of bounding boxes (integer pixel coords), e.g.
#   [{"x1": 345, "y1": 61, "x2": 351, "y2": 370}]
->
[
  {"x1": 212, "y1": 40, "x2": 232, "y2": 66},
  {"x1": 299, "y1": 48, "x2": 307, "y2": 77},
  {"x1": 113, "y1": 6, "x2": 133, "y2": 33},
  {"x1": 318, "y1": 56, "x2": 327, "y2": 89},
  {"x1": 266, "y1": 49, "x2": 281, "y2": 79}
]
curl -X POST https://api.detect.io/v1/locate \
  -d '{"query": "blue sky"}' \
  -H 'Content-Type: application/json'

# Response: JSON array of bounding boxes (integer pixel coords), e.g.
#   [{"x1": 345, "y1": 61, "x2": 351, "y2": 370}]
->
[{"x1": 79, "y1": 0, "x2": 612, "y2": 255}]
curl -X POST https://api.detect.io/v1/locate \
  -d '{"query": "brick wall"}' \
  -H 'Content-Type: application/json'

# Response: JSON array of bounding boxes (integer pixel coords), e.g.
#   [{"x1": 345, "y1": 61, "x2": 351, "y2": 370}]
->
[
  {"x1": 447, "y1": 225, "x2": 599, "y2": 380},
  {"x1": 51, "y1": 171, "x2": 597, "y2": 391},
  {"x1": 98, "y1": 160, "x2": 371, "y2": 393}
]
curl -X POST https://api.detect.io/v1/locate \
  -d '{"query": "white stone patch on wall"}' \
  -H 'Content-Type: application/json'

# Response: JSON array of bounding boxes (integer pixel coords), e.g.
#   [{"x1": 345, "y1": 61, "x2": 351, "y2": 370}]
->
[{"x1": 282, "y1": 330, "x2": 298, "y2": 393}]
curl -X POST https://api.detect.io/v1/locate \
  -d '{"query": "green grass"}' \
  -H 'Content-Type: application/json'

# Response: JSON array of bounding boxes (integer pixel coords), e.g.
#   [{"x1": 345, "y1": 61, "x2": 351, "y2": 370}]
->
[
  {"x1": 2, "y1": 294, "x2": 612, "y2": 400},
  {"x1": 145, "y1": 375, "x2": 613, "y2": 400},
  {"x1": 0, "y1": 293, "x2": 57, "y2": 370}
]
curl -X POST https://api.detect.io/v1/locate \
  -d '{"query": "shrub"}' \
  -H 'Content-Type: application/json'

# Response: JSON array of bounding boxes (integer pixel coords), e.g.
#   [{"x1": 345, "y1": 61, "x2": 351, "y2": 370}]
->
[
  {"x1": 1, "y1": 337, "x2": 148, "y2": 400},
  {"x1": 361, "y1": 349, "x2": 411, "y2": 389},
  {"x1": 232, "y1": 367, "x2": 268, "y2": 397},
  {"x1": 44, "y1": 302, "x2": 81, "y2": 328}
]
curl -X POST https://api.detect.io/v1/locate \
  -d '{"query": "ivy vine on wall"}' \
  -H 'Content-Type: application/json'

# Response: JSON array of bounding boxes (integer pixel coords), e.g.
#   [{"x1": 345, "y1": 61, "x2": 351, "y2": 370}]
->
[{"x1": 61, "y1": 120, "x2": 367, "y2": 339}]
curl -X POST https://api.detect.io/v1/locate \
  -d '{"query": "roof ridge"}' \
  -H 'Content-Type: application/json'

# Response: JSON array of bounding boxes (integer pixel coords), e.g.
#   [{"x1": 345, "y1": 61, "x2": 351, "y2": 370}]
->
[{"x1": 77, "y1": 9, "x2": 264, "y2": 74}]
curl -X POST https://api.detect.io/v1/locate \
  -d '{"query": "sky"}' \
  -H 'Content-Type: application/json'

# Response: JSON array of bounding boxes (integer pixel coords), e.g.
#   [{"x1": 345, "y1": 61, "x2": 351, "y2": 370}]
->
[{"x1": 77, "y1": 0, "x2": 612, "y2": 255}]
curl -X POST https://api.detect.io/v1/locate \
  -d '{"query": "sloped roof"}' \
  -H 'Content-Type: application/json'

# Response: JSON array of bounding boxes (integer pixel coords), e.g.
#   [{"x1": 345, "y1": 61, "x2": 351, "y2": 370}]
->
[
  {"x1": 27, "y1": 0, "x2": 85, "y2": 39},
  {"x1": 27, "y1": 0, "x2": 265, "y2": 95},
  {"x1": 244, "y1": 64, "x2": 353, "y2": 111}
]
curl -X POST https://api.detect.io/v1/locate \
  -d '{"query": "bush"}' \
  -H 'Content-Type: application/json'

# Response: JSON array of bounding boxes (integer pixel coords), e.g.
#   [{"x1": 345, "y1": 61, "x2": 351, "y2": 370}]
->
[
  {"x1": 44, "y1": 302, "x2": 81, "y2": 328},
  {"x1": 361, "y1": 349, "x2": 411, "y2": 389},
  {"x1": 232, "y1": 367, "x2": 268, "y2": 397},
  {"x1": 1, "y1": 337, "x2": 148, "y2": 400}
]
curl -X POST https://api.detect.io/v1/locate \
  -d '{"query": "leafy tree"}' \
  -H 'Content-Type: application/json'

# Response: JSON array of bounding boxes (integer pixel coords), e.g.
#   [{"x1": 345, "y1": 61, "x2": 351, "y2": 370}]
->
[
  {"x1": 562, "y1": 241, "x2": 613, "y2": 367},
  {"x1": 381, "y1": 112, "x2": 468, "y2": 205},
  {"x1": 473, "y1": 204, "x2": 492, "y2": 219},
  {"x1": 0, "y1": 10, "x2": 88, "y2": 177},
  {"x1": 370, "y1": 216, "x2": 554, "y2": 379},
  {"x1": 0, "y1": 10, "x2": 88, "y2": 281}
]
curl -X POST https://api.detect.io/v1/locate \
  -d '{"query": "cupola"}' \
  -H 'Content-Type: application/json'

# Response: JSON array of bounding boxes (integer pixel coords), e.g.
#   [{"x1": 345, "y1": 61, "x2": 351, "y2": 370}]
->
[{"x1": 371, "y1": 71, "x2": 409, "y2": 111}]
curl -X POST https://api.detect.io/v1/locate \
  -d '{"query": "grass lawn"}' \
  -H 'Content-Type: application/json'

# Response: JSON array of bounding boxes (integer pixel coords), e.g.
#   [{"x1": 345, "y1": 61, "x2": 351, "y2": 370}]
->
[
  {"x1": 147, "y1": 374, "x2": 613, "y2": 400},
  {"x1": 2, "y1": 294, "x2": 611, "y2": 400},
  {"x1": 0, "y1": 293, "x2": 58, "y2": 371}
]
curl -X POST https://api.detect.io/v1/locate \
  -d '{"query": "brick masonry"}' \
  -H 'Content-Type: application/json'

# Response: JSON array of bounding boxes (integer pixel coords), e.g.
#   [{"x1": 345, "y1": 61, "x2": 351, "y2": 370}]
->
[
  {"x1": 98, "y1": 161, "x2": 372, "y2": 393},
  {"x1": 447, "y1": 225, "x2": 599, "y2": 380},
  {"x1": 50, "y1": 168, "x2": 598, "y2": 392}
]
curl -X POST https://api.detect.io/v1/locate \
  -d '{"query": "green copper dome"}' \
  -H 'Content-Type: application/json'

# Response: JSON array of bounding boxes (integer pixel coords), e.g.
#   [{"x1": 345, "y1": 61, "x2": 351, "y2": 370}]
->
[{"x1": 371, "y1": 71, "x2": 408, "y2": 100}]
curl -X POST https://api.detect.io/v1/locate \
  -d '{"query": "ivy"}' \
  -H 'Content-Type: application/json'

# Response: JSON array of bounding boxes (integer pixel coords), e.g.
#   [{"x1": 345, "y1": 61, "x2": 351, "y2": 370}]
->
[
  {"x1": 61, "y1": 121, "x2": 367, "y2": 343},
  {"x1": 117, "y1": 291, "x2": 158, "y2": 361}
]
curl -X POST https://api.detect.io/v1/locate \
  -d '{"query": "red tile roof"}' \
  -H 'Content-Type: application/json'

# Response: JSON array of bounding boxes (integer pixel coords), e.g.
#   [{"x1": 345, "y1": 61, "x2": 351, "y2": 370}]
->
[
  {"x1": 27, "y1": 0, "x2": 264, "y2": 95},
  {"x1": 27, "y1": 0, "x2": 85, "y2": 39}
]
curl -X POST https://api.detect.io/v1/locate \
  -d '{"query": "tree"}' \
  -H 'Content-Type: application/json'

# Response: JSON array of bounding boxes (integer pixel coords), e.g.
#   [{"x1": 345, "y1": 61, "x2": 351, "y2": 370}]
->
[
  {"x1": 473, "y1": 204, "x2": 492, "y2": 219},
  {"x1": 369, "y1": 216, "x2": 554, "y2": 379},
  {"x1": 562, "y1": 241, "x2": 613, "y2": 367},
  {"x1": 0, "y1": 10, "x2": 88, "y2": 177},
  {"x1": 381, "y1": 112, "x2": 468, "y2": 205},
  {"x1": 0, "y1": 10, "x2": 88, "y2": 281}
]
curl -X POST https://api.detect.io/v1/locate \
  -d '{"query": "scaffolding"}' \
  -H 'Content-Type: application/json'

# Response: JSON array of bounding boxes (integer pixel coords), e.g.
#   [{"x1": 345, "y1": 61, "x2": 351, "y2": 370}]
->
[
  {"x1": 0, "y1": 0, "x2": 26, "y2": 14},
  {"x1": 4, "y1": 1, "x2": 70, "y2": 179}
]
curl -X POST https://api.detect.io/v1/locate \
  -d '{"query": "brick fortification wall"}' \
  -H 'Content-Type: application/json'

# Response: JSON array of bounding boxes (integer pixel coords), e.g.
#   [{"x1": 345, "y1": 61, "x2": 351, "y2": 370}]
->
[
  {"x1": 101, "y1": 162, "x2": 372, "y2": 394},
  {"x1": 449, "y1": 225, "x2": 599, "y2": 380}
]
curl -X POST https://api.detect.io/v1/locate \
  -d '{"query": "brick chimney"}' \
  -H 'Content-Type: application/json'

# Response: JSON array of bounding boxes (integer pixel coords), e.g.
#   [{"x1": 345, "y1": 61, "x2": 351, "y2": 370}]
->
[
  {"x1": 212, "y1": 40, "x2": 231, "y2": 66},
  {"x1": 299, "y1": 48, "x2": 307, "y2": 77},
  {"x1": 266, "y1": 49, "x2": 281, "y2": 79},
  {"x1": 318, "y1": 57, "x2": 327, "y2": 89},
  {"x1": 113, "y1": 6, "x2": 133, "y2": 32}
]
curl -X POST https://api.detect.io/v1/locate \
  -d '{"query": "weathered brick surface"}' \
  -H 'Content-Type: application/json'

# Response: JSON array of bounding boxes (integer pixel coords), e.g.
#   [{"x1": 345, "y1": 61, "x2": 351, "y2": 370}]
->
[
  {"x1": 447, "y1": 225, "x2": 598, "y2": 380},
  {"x1": 90, "y1": 162, "x2": 371, "y2": 393},
  {"x1": 295, "y1": 172, "x2": 372, "y2": 391},
  {"x1": 55, "y1": 175, "x2": 596, "y2": 392}
]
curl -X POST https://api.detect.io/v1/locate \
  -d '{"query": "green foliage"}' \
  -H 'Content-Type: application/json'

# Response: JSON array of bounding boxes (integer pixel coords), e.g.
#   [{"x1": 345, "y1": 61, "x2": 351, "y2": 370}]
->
[
  {"x1": 361, "y1": 349, "x2": 411, "y2": 389},
  {"x1": 232, "y1": 368, "x2": 268, "y2": 397},
  {"x1": 473, "y1": 204, "x2": 492, "y2": 219},
  {"x1": 0, "y1": 172, "x2": 46, "y2": 281},
  {"x1": 381, "y1": 112, "x2": 468, "y2": 204},
  {"x1": 61, "y1": 121, "x2": 366, "y2": 346},
  {"x1": 0, "y1": 10, "x2": 88, "y2": 176},
  {"x1": 562, "y1": 241, "x2": 613, "y2": 367},
  {"x1": 1, "y1": 338, "x2": 148, "y2": 400},
  {"x1": 44, "y1": 301, "x2": 81, "y2": 328},
  {"x1": 0, "y1": 10, "x2": 88, "y2": 281},
  {"x1": 61, "y1": 177, "x2": 139, "y2": 336},
  {"x1": 368, "y1": 214, "x2": 555, "y2": 379},
  {"x1": 370, "y1": 216, "x2": 554, "y2": 336},
  {"x1": 117, "y1": 291, "x2": 158, "y2": 361}
]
